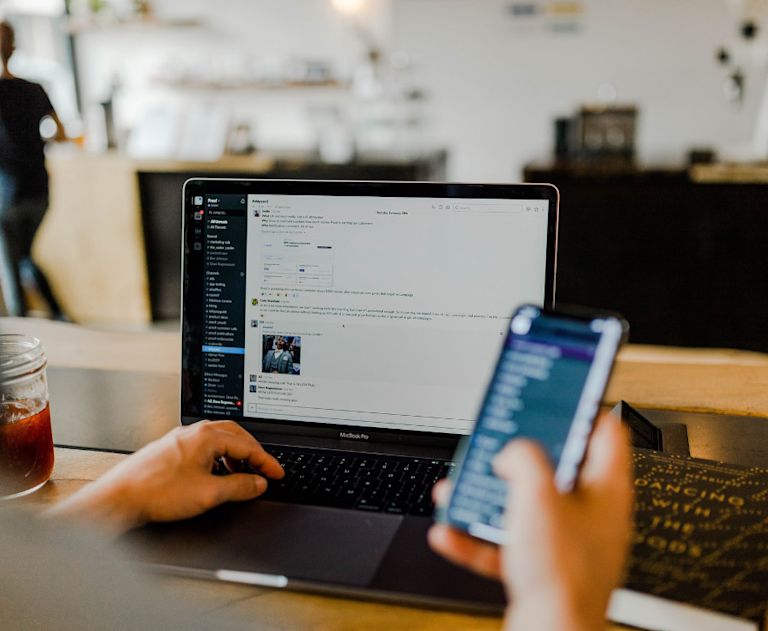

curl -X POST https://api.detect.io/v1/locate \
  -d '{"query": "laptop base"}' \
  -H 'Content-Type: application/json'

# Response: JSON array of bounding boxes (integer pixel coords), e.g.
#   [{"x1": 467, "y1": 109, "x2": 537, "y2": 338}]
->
[{"x1": 123, "y1": 499, "x2": 506, "y2": 612}]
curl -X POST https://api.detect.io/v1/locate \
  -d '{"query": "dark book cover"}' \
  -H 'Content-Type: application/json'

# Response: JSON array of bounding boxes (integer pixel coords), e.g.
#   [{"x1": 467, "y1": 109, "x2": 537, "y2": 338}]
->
[{"x1": 626, "y1": 449, "x2": 768, "y2": 625}]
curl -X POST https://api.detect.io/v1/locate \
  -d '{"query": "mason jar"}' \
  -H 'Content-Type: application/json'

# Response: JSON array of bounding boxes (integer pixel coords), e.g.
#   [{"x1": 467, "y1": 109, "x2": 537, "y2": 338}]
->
[{"x1": 0, "y1": 334, "x2": 54, "y2": 499}]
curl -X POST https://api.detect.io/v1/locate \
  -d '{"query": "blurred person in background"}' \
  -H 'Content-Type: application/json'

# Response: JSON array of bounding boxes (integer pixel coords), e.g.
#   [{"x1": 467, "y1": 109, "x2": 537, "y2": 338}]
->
[{"x1": 0, "y1": 20, "x2": 66, "y2": 318}]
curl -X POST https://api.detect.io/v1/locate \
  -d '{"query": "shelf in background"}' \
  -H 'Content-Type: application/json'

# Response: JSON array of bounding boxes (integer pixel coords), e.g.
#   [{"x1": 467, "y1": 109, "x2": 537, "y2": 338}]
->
[
  {"x1": 65, "y1": 16, "x2": 203, "y2": 34},
  {"x1": 152, "y1": 79, "x2": 350, "y2": 92}
]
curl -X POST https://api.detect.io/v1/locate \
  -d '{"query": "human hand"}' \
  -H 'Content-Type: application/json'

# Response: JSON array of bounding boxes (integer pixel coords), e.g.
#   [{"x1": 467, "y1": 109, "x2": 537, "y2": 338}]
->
[
  {"x1": 47, "y1": 420, "x2": 284, "y2": 536},
  {"x1": 428, "y1": 413, "x2": 633, "y2": 631}
]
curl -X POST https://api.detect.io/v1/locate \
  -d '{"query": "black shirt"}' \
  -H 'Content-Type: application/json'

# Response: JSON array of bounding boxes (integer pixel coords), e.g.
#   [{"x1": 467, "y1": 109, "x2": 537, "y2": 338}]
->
[{"x1": 0, "y1": 78, "x2": 54, "y2": 195}]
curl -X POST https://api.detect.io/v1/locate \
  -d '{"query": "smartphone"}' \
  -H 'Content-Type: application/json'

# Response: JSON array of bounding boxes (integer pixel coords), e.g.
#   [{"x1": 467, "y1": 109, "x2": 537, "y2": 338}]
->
[{"x1": 444, "y1": 304, "x2": 628, "y2": 545}]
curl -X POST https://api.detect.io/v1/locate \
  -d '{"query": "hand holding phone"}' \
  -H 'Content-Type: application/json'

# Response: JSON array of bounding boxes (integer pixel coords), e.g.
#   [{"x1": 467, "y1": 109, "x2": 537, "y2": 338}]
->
[
  {"x1": 443, "y1": 305, "x2": 627, "y2": 545},
  {"x1": 430, "y1": 414, "x2": 634, "y2": 631}
]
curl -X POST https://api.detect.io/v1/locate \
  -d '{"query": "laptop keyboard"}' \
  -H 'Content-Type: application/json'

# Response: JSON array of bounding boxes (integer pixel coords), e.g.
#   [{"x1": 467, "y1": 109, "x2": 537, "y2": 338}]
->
[{"x1": 255, "y1": 446, "x2": 455, "y2": 516}]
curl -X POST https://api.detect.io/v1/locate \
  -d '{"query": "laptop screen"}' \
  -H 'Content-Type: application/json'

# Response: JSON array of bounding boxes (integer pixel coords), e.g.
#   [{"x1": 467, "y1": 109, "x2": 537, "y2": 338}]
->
[{"x1": 182, "y1": 180, "x2": 558, "y2": 439}]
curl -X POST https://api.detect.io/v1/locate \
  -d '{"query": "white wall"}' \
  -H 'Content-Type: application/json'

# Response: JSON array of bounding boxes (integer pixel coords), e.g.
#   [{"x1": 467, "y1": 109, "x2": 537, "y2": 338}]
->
[
  {"x1": 74, "y1": 0, "x2": 391, "y2": 150},
  {"x1": 390, "y1": 0, "x2": 768, "y2": 180},
  {"x1": 73, "y1": 0, "x2": 768, "y2": 179}
]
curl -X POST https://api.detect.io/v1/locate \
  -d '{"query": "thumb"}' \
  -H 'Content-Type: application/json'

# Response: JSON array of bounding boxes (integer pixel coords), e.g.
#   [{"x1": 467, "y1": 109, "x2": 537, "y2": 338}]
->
[
  {"x1": 211, "y1": 473, "x2": 267, "y2": 504},
  {"x1": 579, "y1": 413, "x2": 632, "y2": 494},
  {"x1": 493, "y1": 439, "x2": 557, "y2": 507}
]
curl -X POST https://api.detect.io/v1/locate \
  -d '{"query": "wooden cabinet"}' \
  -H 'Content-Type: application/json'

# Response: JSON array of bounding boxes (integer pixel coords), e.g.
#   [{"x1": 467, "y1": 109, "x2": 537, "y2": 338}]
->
[{"x1": 37, "y1": 150, "x2": 446, "y2": 325}]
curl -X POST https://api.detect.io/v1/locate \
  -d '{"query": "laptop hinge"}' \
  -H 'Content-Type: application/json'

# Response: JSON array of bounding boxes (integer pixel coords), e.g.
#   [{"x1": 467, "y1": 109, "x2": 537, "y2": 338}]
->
[{"x1": 250, "y1": 431, "x2": 457, "y2": 461}]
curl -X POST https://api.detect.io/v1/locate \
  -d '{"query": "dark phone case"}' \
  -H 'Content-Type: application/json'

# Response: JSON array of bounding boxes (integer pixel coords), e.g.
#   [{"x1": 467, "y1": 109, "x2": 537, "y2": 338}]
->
[{"x1": 443, "y1": 306, "x2": 628, "y2": 544}]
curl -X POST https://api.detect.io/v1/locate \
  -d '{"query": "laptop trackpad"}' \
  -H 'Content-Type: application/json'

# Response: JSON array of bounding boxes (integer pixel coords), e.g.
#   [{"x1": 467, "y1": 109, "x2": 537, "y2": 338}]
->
[
  {"x1": 230, "y1": 502, "x2": 402, "y2": 584},
  {"x1": 127, "y1": 501, "x2": 403, "y2": 587}
]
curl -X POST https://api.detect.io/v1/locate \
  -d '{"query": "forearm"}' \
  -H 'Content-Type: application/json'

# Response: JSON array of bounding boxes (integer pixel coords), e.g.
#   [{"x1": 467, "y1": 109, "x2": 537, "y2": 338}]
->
[{"x1": 45, "y1": 475, "x2": 143, "y2": 537}]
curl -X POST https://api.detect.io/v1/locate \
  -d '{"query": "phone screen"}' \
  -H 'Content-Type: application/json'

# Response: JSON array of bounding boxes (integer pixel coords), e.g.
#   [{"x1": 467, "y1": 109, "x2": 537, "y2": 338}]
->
[{"x1": 444, "y1": 305, "x2": 625, "y2": 544}]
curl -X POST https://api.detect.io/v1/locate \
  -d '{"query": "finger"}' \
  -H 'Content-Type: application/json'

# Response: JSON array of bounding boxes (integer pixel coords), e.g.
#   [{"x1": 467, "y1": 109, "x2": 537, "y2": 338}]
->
[
  {"x1": 432, "y1": 478, "x2": 451, "y2": 506},
  {"x1": 221, "y1": 455, "x2": 259, "y2": 474},
  {"x1": 492, "y1": 439, "x2": 557, "y2": 506},
  {"x1": 210, "y1": 421, "x2": 285, "y2": 479},
  {"x1": 206, "y1": 422, "x2": 285, "y2": 479},
  {"x1": 210, "y1": 472, "x2": 268, "y2": 505},
  {"x1": 427, "y1": 524, "x2": 502, "y2": 580},
  {"x1": 579, "y1": 413, "x2": 631, "y2": 492}
]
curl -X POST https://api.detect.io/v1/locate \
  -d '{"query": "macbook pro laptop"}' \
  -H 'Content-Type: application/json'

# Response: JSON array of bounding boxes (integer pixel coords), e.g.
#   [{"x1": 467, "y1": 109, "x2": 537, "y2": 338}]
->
[{"x1": 128, "y1": 178, "x2": 559, "y2": 611}]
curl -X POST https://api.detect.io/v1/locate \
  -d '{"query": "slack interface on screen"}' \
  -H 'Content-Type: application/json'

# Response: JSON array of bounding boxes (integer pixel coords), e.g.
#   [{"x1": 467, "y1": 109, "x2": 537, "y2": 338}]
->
[
  {"x1": 200, "y1": 193, "x2": 550, "y2": 434},
  {"x1": 200, "y1": 194, "x2": 248, "y2": 417}
]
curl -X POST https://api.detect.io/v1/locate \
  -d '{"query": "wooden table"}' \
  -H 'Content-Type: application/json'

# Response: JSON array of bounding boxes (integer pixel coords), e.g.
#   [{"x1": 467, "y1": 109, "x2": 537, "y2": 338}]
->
[{"x1": 5, "y1": 317, "x2": 768, "y2": 630}]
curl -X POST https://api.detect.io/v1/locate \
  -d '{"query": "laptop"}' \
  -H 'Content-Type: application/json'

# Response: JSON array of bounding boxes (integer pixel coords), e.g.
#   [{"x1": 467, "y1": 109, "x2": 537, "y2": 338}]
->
[{"x1": 127, "y1": 178, "x2": 559, "y2": 611}]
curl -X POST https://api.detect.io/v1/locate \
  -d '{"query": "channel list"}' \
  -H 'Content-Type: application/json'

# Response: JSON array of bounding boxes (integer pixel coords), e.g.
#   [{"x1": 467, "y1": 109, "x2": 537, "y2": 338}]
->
[{"x1": 201, "y1": 195, "x2": 248, "y2": 417}]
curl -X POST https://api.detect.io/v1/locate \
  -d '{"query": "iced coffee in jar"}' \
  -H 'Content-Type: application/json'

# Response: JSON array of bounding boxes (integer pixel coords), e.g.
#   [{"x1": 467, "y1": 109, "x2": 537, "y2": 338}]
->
[{"x1": 0, "y1": 335, "x2": 54, "y2": 499}]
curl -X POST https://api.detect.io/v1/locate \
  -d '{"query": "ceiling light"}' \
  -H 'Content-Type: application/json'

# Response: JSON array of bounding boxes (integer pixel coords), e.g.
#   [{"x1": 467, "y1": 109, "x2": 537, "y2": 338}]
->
[{"x1": 331, "y1": 0, "x2": 366, "y2": 16}]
